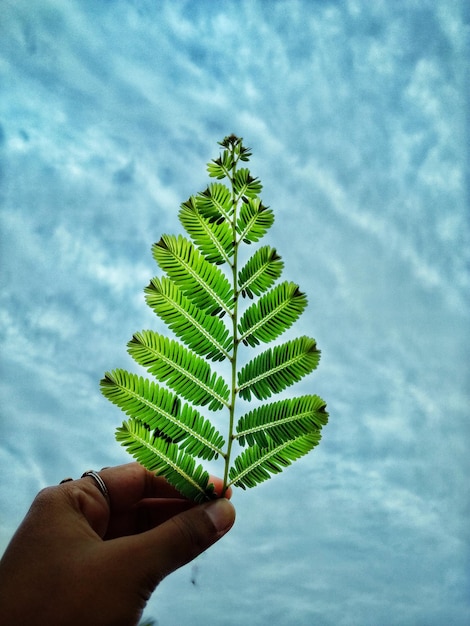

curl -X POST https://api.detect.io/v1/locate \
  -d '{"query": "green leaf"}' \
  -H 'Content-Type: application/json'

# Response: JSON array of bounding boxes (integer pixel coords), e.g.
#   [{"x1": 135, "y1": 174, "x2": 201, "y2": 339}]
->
[
  {"x1": 236, "y1": 197, "x2": 274, "y2": 244},
  {"x1": 116, "y1": 419, "x2": 215, "y2": 502},
  {"x1": 228, "y1": 432, "x2": 322, "y2": 489},
  {"x1": 238, "y1": 246, "x2": 284, "y2": 298},
  {"x1": 220, "y1": 135, "x2": 252, "y2": 161},
  {"x1": 238, "y1": 282, "x2": 308, "y2": 346},
  {"x1": 237, "y1": 336, "x2": 321, "y2": 401},
  {"x1": 207, "y1": 149, "x2": 234, "y2": 180},
  {"x1": 102, "y1": 135, "x2": 329, "y2": 503},
  {"x1": 101, "y1": 370, "x2": 225, "y2": 459},
  {"x1": 235, "y1": 395, "x2": 328, "y2": 447},
  {"x1": 128, "y1": 331, "x2": 230, "y2": 411},
  {"x1": 196, "y1": 183, "x2": 233, "y2": 222},
  {"x1": 152, "y1": 235, "x2": 233, "y2": 316},
  {"x1": 144, "y1": 277, "x2": 231, "y2": 361},
  {"x1": 179, "y1": 195, "x2": 234, "y2": 265},
  {"x1": 233, "y1": 168, "x2": 262, "y2": 199}
]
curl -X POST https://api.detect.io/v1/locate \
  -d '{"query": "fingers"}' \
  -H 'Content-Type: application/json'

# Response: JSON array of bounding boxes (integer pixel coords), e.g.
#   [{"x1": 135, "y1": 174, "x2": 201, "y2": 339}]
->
[
  {"x1": 97, "y1": 463, "x2": 182, "y2": 509},
  {"x1": 76, "y1": 463, "x2": 231, "y2": 538},
  {"x1": 127, "y1": 498, "x2": 236, "y2": 590},
  {"x1": 95, "y1": 463, "x2": 229, "y2": 511}
]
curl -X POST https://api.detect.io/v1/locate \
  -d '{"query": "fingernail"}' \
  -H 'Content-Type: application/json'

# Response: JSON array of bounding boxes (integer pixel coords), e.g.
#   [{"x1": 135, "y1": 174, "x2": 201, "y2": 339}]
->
[{"x1": 205, "y1": 498, "x2": 235, "y2": 535}]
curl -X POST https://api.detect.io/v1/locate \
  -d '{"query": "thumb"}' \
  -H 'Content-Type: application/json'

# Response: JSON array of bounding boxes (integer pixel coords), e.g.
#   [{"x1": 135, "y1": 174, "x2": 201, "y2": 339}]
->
[{"x1": 133, "y1": 498, "x2": 235, "y2": 589}]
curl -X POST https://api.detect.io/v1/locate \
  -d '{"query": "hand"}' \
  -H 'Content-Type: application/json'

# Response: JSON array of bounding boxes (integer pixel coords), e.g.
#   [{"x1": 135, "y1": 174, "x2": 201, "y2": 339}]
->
[{"x1": 0, "y1": 462, "x2": 235, "y2": 626}]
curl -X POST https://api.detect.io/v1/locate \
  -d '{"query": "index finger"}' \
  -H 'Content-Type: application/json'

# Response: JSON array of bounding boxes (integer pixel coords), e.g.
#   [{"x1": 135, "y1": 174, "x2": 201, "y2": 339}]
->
[
  {"x1": 97, "y1": 463, "x2": 228, "y2": 511},
  {"x1": 97, "y1": 463, "x2": 186, "y2": 510}
]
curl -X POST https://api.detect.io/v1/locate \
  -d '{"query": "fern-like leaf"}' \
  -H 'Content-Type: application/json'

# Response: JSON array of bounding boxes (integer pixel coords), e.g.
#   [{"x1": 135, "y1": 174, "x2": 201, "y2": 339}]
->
[
  {"x1": 144, "y1": 277, "x2": 231, "y2": 361},
  {"x1": 238, "y1": 281, "x2": 308, "y2": 347},
  {"x1": 102, "y1": 135, "x2": 329, "y2": 503},
  {"x1": 228, "y1": 432, "x2": 322, "y2": 489},
  {"x1": 179, "y1": 196, "x2": 234, "y2": 264},
  {"x1": 235, "y1": 395, "x2": 328, "y2": 447},
  {"x1": 196, "y1": 183, "x2": 233, "y2": 222},
  {"x1": 236, "y1": 197, "x2": 274, "y2": 244},
  {"x1": 238, "y1": 246, "x2": 284, "y2": 298},
  {"x1": 116, "y1": 419, "x2": 215, "y2": 502},
  {"x1": 237, "y1": 336, "x2": 321, "y2": 401},
  {"x1": 152, "y1": 235, "x2": 233, "y2": 316},
  {"x1": 207, "y1": 150, "x2": 234, "y2": 180},
  {"x1": 128, "y1": 331, "x2": 230, "y2": 410},
  {"x1": 233, "y1": 168, "x2": 262, "y2": 199},
  {"x1": 101, "y1": 370, "x2": 225, "y2": 459}
]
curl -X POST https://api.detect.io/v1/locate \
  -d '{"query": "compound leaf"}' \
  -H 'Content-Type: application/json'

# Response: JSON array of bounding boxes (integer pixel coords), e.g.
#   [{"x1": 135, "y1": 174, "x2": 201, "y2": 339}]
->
[
  {"x1": 102, "y1": 135, "x2": 329, "y2": 503},
  {"x1": 179, "y1": 196, "x2": 234, "y2": 265},
  {"x1": 145, "y1": 276, "x2": 232, "y2": 361},
  {"x1": 238, "y1": 281, "x2": 308, "y2": 346},
  {"x1": 207, "y1": 149, "x2": 234, "y2": 180},
  {"x1": 236, "y1": 197, "x2": 274, "y2": 244},
  {"x1": 237, "y1": 336, "x2": 321, "y2": 401},
  {"x1": 116, "y1": 418, "x2": 215, "y2": 502},
  {"x1": 238, "y1": 245, "x2": 284, "y2": 298},
  {"x1": 128, "y1": 331, "x2": 230, "y2": 411},
  {"x1": 228, "y1": 432, "x2": 322, "y2": 489},
  {"x1": 101, "y1": 370, "x2": 225, "y2": 459},
  {"x1": 233, "y1": 167, "x2": 262, "y2": 199},
  {"x1": 152, "y1": 234, "x2": 233, "y2": 316},
  {"x1": 196, "y1": 183, "x2": 233, "y2": 222},
  {"x1": 235, "y1": 395, "x2": 328, "y2": 448}
]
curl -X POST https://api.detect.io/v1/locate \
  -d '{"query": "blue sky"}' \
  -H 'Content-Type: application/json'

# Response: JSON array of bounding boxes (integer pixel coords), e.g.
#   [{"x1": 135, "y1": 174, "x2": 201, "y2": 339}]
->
[{"x1": 1, "y1": 1, "x2": 469, "y2": 624}]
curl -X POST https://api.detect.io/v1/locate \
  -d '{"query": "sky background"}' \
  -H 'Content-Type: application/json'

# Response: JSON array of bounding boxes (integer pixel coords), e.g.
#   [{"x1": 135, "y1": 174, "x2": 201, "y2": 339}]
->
[{"x1": 1, "y1": 1, "x2": 469, "y2": 624}]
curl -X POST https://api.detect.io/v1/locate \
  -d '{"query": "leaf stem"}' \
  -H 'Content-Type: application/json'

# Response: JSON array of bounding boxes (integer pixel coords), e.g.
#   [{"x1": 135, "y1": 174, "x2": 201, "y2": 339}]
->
[{"x1": 222, "y1": 144, "x2": 241, "y2": 495}]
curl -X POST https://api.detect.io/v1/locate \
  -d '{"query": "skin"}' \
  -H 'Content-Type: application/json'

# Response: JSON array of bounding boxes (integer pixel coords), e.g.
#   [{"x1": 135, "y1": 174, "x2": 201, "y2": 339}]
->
[{"x1": 0, "y1": 462, "x2": 235, "y2": 626}]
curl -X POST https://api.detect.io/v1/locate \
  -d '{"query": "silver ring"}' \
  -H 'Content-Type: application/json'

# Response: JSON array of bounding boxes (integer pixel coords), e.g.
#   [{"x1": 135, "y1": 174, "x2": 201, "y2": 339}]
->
[{"x1": 81, "y1": 470, "x2": 110, "y2": 505}]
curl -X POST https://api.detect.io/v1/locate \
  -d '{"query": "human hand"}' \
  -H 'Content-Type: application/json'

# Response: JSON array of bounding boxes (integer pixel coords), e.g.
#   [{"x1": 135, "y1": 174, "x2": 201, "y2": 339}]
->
[{"x1": 0, "y1": 462, "x2": 235, "y2": 626}]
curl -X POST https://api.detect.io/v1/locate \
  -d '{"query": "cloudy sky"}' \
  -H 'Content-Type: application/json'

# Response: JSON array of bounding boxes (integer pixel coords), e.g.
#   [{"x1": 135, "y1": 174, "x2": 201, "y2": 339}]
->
[{"x1": 1, "y1": 1, "x2": 469, "y2": 624}]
